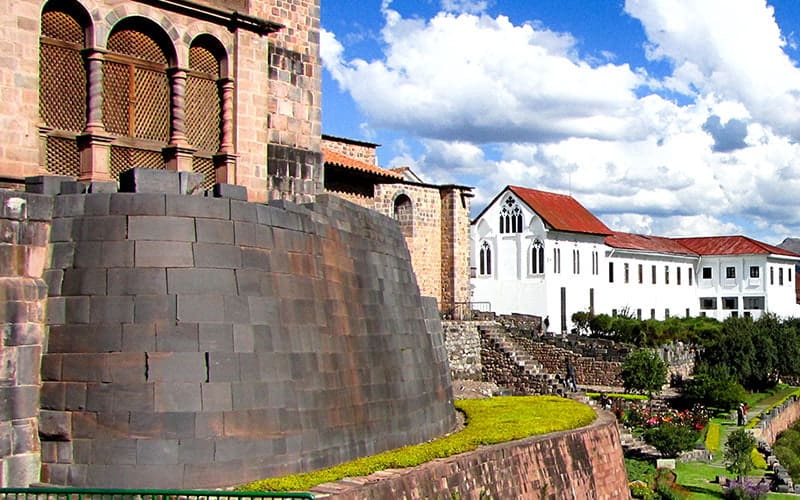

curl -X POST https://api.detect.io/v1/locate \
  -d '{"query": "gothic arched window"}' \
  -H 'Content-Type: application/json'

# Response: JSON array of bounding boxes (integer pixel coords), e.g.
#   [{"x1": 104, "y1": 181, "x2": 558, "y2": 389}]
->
[
  {"x1": 499, "y1": 196, "x2": 523, "y2": 234},
  {"x1": 479, "y1": 241, "x2": 492, "y2": 276},
  {"x1": 531, "y1": 239, "x2": 544, "y2": 275}
]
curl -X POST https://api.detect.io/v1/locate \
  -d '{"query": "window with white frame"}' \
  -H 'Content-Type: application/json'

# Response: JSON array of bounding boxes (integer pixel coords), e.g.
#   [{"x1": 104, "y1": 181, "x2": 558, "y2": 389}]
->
[
  {"x1": 750, "y1": 266, "x2": 760, "y2": 278},
  {"x1": 638, "y1": 264, "x2": 643, "y2": 284},
  {"x1": 573, "y1": 249, "x2": 580, "y2": 274},
  {"x1": 677, "y1": 267, "x2": 682, "y2": 285},
  {"x1": 700, "y1": 297, "x2": 717, "y2": 310},
  {"x1": 479, "y1": 241, "x2": 492, "y2": 276},
  {"x1": 743, "y1": 296, "x2": 765, "y2": 310},
  {"x1": 726, "y1": 266, "x2": 736, "y2": 279},
  {"x1": 530, "y1": 239, "x2": 544, "y2": 275},
  {"x1": 689, "y1": 267, "x2": 693, "y2": 286},
  {"x1": 770, "y1": 266, "x2": 774, "y2": 285},
  {"x1": 651, "y1": 265, "x2": 657, "y2": 284},
  {"x1": 591, "y1": 251, "x2": 599, "y2": 275},
  {"x1": 609, "y1": 262, "x2": 614, "y2": 283},
  {"x1": 722, "y1": 297, "x2": 738, "y2": 310},
  {"x1": 553, "y1": 247, "x2": 561, "y2": 273},
  {"x1": 702, "y1": 267, "x2": 712, "y2": 280},
  {"x1": 779, "y1": 267, "x2": 784, "y2": 285},
  {"x1": 624, "y1": 263, "x2": 630, "y2": 283},
  {"x1": 665, "y1": 265, "x2": 670, "y2": 285}
]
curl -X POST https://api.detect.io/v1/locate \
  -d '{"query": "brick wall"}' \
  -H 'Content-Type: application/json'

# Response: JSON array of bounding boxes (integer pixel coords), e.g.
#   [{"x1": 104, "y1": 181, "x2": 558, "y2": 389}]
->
[
  {"x1": 310, "y1": 410, "x2": 630, "y2": 499},
  {"x1": 321, "y1": 137, "x2": 378, "y2": 166},
  {"x1": 440, "y1": 187, "x2": 471, "y2": 312},
  {"x1": 0, "y1": 191, "x2": 51, "y2": 486},
  {"x1": 753, "y1": 395, "x2": 800, "y2": 446},
  {"x1": 259, "y1": 0, "x2": 323, "y2": 203},
  {"x1": 374, "y1": 184, "x2": 443, "y2": 304}
]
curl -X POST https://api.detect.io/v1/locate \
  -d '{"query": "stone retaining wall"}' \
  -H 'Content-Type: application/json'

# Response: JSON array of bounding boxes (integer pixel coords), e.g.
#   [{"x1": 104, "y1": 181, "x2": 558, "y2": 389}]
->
[
  {"x1": 441, "y1": 320, "x2": 485, "y2": 380},
  {"x1": 753, "y1": 395, "x2": 800, "y2": 446},
  {"x1": 0, "y1": 172, "x2": 457, "y2": 488},
  {"x1": 310, "y1": 410, "x2": 630, "y2": 499},
  {"x1": 0, "y1": 191, "x2": 51, "y2": 486}
]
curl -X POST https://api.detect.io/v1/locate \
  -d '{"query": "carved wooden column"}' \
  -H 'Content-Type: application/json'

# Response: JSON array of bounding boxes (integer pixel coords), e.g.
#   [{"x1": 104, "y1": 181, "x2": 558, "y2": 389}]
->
[
  {"x1": 77, "y1": 49, "x2": 113, "y2": 181},
  {"x1": 164, "y1": 68, "x2": 195, "y2": 172},
  {"x1": 213, "y1": 77, "x2": 237, "y2": 184}
]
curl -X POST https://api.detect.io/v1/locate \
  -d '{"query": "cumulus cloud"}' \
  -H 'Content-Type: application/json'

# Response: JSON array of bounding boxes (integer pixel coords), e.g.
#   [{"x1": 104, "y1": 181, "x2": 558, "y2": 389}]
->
[{"x1": 321, "y1": 1, "x2": 800, "y2": 242}]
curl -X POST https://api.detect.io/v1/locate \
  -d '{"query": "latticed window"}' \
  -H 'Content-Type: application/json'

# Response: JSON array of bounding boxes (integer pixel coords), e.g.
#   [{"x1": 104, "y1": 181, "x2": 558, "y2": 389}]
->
[
  {"x1": 104, "y1": 22, "x2": 170, "y2": 142},
  {"x1": 187, "y1": 37, "x2": 224, "y2": 188},
  {"x1": 499, "y1": 196, "x2": 523, "y2": 234},
  {"x1": 39, "y1": 0, "x2": 88, "y2": 177}
]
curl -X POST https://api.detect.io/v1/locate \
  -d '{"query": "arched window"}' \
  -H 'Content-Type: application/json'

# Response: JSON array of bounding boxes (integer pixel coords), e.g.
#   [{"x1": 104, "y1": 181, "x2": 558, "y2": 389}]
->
[
  {"x1": 531, "y1": 239, "x2": 544, "y2": 274},
  {"x1": 39, "y1": 0, "x2": 90, "y2": 176},
  {"x1": 479, "y1": 241, "x2": 492, "y2": 276},
  {"x1": 499, "y1": 196, "x2": 523, "y2": 234},
  {"x1": 187, "y1": 35, "x2": 226, "y2": 188},
  {"x1": 393, "y1": 194, "x2": 413, "y2": 237},
  {"x1": 104, "y1": 17, "x2": 174, "y2": 177}
]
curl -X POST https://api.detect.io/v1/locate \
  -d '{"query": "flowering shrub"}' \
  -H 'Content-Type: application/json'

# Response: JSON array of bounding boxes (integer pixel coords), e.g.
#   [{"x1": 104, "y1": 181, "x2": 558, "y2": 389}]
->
[
  {"x1": 618, "y1": 402, "x2": 709, "y2": 433},
  {"x1": 722, "y1": 477, "x2": 770, "y2": 499}
]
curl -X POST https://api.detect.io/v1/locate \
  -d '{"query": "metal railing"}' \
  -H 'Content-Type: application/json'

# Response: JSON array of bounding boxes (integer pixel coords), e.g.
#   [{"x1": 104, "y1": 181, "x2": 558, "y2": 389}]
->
[
  {"x1": 0, "y1": 488, "x2": 314, "y2": 500},
  {"x1": 444, "y1": 301, "x2": 492, "y2": 320}
]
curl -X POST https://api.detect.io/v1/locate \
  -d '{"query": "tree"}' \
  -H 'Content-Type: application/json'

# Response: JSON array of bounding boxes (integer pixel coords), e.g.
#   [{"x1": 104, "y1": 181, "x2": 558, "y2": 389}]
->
[
  {"x1": 725, "y1": 428, "x2": 757, "y2": 478},
  {"x1": 683, "y1": 364, "x2": 746, "y2": 411},
  {"x1": 621, "y1": 349, "x2": 668, "y2": 397},
  {"x1": 642, "y1": 422, "x2": 699, "y2": 458}
]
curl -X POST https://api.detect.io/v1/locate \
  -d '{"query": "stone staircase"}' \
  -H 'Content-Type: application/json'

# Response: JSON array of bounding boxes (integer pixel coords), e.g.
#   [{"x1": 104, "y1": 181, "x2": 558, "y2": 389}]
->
[{"x1": 480, "y1": 325, "x2": 570, "y2": 396}]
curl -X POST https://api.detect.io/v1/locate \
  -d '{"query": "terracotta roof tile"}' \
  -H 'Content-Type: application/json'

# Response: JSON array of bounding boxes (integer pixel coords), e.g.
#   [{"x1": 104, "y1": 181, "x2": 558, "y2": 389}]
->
[
  {"x1": 323, "y1": 148, "x2": 403, "y2": 180},
  {"x1": 508, "y1": 186, "x2": 612, "y2": 235},
  {"x1": 606, "y1": 232, "x2": 697, "y2": 256},
  {"x1": 672, "y1": 236, "x2": 800, "y2": 257}
]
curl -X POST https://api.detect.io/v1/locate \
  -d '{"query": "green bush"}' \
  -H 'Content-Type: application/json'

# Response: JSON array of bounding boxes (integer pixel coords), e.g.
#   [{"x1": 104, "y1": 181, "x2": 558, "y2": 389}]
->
[
  {"x1": 240, "y1": 396, "x2": 596, "y2": 492},
  {"x1": 621, "y1": 349, "x2": 668, "y2": 397},
  {"x1": 725, "y1": 428, "x2": 757, "y2": 478},
  {"x1": 626, "y1": 457, "x2": 656, "y2": 484},
  {"x1": 683, "y1": 364, "x2": 745, "y2": 411},
  {"x1": 750, "y1": 448, "x2": 767, "y2": 470},
  {"x1": 642, "y1": 422, "x2": 699, "y2": 458}
]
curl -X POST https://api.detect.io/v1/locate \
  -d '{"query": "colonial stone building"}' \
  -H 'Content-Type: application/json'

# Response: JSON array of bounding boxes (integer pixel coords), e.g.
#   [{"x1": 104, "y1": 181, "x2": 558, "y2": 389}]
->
[
  {"x1": 1, "y1": 0, "x2": 321, "y2": 203},
  {"x1": 322, "y1": 135, "x2": 474, "y2": 315}
]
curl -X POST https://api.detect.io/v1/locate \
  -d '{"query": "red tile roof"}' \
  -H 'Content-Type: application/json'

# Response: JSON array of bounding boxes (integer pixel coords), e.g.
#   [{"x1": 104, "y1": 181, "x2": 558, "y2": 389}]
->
[
  {"x1": 673, "y1": 236, "x2": 800, "y2": 258},
  {"x1": 508, "y1": 186, "x2": 612, "y2": 235},
  {"x1": 322, "y1": 148, "x2": 403, "y2": 180},
  {"x1": 606, "y1": 232, "x2": 697, "y2": 256}
]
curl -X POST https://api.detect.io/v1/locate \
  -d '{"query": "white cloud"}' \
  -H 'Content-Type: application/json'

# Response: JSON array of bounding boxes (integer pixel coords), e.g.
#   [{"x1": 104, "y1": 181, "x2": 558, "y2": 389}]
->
[{"x1": 322, "y1": 1, "x2": 800, "y2": 242}]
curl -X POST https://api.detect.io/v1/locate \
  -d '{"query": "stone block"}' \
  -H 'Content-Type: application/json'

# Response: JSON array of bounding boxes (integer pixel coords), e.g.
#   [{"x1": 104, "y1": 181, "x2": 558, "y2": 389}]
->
[
  {"x1": 109, "y1": 193, "x2": 166, "y2": 215},
  {"x1": 72, "y1": 438, "x2": 93, "y2": 463},
  {"x1": 234, "y1": 221, "x2": 256, "y2": 246},
  {"x1": 25, "y1": 175, "x2": 73, "y2": 195},
  {"x1": 59, "y1": 180, "x2": 116, "y2": 194},
  {"x1": 194, "y1": 411, "x2": 224, "y2": 439},
  {"x1": 129, "y1": 412, "x2": 195, "y2": 440},
  {"x1": 233, "y1": 324, "x2": 256, "y2": 352},
  {"x1": 657, "y1": 458, "x2": 676, "y2": 470},
  {"x1": 64, "y1": 296, "x2": 90, "y2": 323},
  {"x1": 77, "y1": 216, "x2": 127, "y2": 241},
  {"x1": 155, "y1": 322, "x2": 199, "y2": 352},
  {"x1": 84, "y1": 383, "x2": 113, "y2": 413},
  {"x1": 242, "y1": 247, "x2": 270, "y2": 269},
  {"x1": 49, "y1": 218, "x2": 74, "y2": 242},
  {"x1": 210, "y1": 183, "x2": 247, "y2": 200},
  {"x1": 54, "y1": 194, "x2": 85, "y2": 217},
  {"x1": 198, "y1": 323, "x2": 233, "y2": 352},
  {"x1": 40, "y1": 382, "x2": 66, "y2": 410},
  {"x1": 137, "y1": 439, "x2": 179, "y2": 465},
  {"x1": 224, "y1": 295, "x2": 251, "y2": 324},
  {"x1": 180, "y1": 172, "x2": 205, "y2": 195},
  {"x1": 195, "y1": 218, "x2": 234, "y2": 244},
  {"x1": 193, "y1": 242, "x2": 241, "y2": 268},
  {"x1": 154, "y1": 382, "x2": 201, "y2": 412},
  {"x1": 0, "y1": 386, "x2": 40, "y2": 419},
  {"x1": 93, "y1": 438, "x2": 137, "y2": 465},
  {"x1": 40, "y1": 410, "x2": 72, "y2": 441},
  {"x1": 61, "y1": 354, "x2": 107, "y2": 382},
  {"x1": 49, "y1": 242, "x2": 75, "y2": 269},
  {"x1": 177, "y1": 439, "x2": 215, "y2": 464},
  {"x1": 112, "y1": 383, "x2": 155, "y2": 412},
  {"x1": 89, "y1": 296, "x2": 134, "y2": 323},
  {"x1": 254, "y1": 224, "x2": 274, "y2": 248},
  {"x1": 4, "y1": 453, "x2": 42, "y2": 488},
  {"x1": 122, "y1": 323, "x2": 156, "y2": 351},
  {"x1": 61, "y1": 268, "x2": 106, "y2": 296},
  {"x1": 134, "y1": 295, "x2": 177, "y2": 323},
  {"x1": 176, "y1": 294, "x2": 225, "y2": 323},
  {"x1": 48, "y1": 324, "x2": 123, "y2": 354},
  {"x1": 71, "y1": 412, "x2": 98, "y2": 439},
  {"x1": 201, "y1": 383, "x2": 233, "y2": 411},
  {"x1": 3, "y1": 322, "x2": 45, "y2": 347},
  {"x1": 83, "y1": 193, "x2": 111, "y2": 215},
  {"x1": 167, "y1": 268, "x2": 237, "y2": 294},
  {"x1": 146, "y1": 352, "x2": 206, "y2": 382},
  {"x1": 12, "y1": 420, "x2": 39, "y2": 454},
  {"x1": 128, "y1": 215, "x2": 195, "y2": 242},
  {"x1": 230, "y1": 200, "x2": 258, "y2": 222},
  {"x1": 119, "y1": 168, "x2": 180, "y2": 194},
  {"x1": 18, "y1": 220, "x2": 50, "y2": 246},
  {"x1": 107, "y1": 268, "x2": 167, "y2": 295},
  {"x1": 47, "y1": 296, "x2": 66, "y2": 324},
  {"x1": 106, "y1": 353, "x2": 147, "y2": 384},
  {"x1": 207, "y1": 352, "x2": 240, "y2": 382},
  {"x1": 248, "y1": 296, "x2": 279, "y2": 325},
  {"x1": 134, "y1": 241, "x2": 194, "y2": 267},
  {"x1": 167, "y1": 195, "x2": 229, "y2": 219}
]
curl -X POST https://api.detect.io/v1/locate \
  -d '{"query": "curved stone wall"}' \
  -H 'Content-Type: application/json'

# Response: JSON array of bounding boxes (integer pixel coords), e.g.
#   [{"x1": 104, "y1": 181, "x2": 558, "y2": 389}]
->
[
  {"x1": 38, "y1": 188, "x2": 455, "y2": 488},
  {"x1": 310, "y1": 410, "x2": 630, "y2": 499}
]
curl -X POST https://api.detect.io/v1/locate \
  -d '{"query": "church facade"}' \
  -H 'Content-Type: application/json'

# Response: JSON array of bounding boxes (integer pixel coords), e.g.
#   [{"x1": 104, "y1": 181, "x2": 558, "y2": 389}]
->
[{"x1": 471, "y1": 185, "x2": 800, "y2": 333}]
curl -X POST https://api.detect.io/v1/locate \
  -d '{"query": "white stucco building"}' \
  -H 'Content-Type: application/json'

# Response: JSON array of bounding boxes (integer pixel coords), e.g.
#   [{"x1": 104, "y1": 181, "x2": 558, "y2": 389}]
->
[{"x1": 471, "y1": 186, "x2": 800, "y2": 333}]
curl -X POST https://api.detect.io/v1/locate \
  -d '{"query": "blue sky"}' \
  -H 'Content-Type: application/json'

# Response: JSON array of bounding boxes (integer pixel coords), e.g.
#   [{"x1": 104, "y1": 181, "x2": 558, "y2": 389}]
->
[{"x1": 320, "y1": 0, "x2": 800, "y2": 244}]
